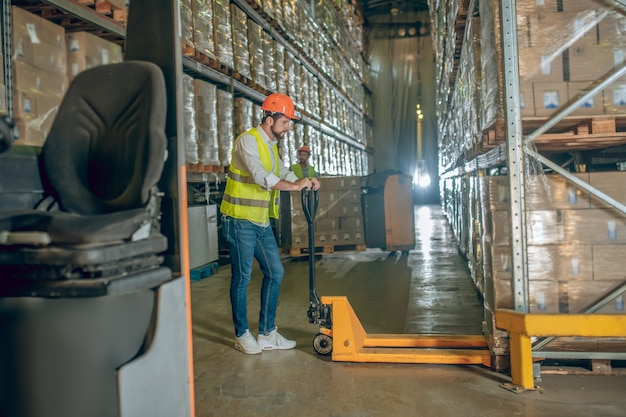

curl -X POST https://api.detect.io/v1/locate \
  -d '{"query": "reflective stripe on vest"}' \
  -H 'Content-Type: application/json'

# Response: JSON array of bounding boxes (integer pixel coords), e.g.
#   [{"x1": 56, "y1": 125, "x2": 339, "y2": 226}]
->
[{"x1": 220, "y1": 128, "x2": 280, "y2": 222}]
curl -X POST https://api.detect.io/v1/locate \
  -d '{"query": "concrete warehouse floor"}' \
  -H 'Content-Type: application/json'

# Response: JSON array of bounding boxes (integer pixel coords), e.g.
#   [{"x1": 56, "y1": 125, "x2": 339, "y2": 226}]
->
[{"x1": 190, "y1": 205, "x2": 626, "y2": 417}]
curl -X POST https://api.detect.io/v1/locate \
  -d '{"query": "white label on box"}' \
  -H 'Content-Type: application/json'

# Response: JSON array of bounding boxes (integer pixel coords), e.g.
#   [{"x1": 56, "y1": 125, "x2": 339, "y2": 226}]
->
[
  {"x1": 101, "y1": 49, "x2": 109, "y2": 65},
  {"x1": 15, "y1": 40, "x2": 25, "y2": 58},
  {"x1": 580, "y1": 96, "x2": 594, "y2": 108},
  {"x1": 23, "y1": 98, "x2": 32, "y2": 113},
  {"x1": 613, "y1": 85, "x2": 626, "y2": 106},
  {"x1": 614, "y1": 49, "x2": 624, "y2": 66},
  {"x1": 535, "y1": 0, "x2": 545, "y2": 5},
  {"x1": 540, "y1": 56, "x2": 552, "y2": 75},
  {"x1": 520, "y1": 93, "x2": 526, "y2": 109},
  {"x1": 571, "y1": 257, "x2": 580, "y2": 276},
  {"x1": 69, "y1": 39, "x2": 81, "y2": 52},
  {"x1": 608, "y1": 221, "x2": 617, "y2": 239},
  {"x1": 543, "y1": 91, "x2": 559, "y2": 109},
  {"x1": 72, "y1": 62, "x2": 79, "y2": 76},
  {"x1": 26, "y1": 23, "x2": 40, "y2": 44}
]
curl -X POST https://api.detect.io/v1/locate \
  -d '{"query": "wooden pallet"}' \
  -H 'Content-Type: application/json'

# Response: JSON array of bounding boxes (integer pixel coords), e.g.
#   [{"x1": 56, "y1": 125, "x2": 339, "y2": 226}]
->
[
  {"x1": 183, "y1": 48, "x2": 233, "y2": 77},
  {"x1": 481, "y1": 115, "x2": 626, "y2": 152},
  {"x1": 540, "y1": 359, "x2": 626, "y2": 376},
  {"x1": 94, "y1": 0, "x2": 127, "y2": 25},
  {"x1": 190, "y1": 261, "x2": 219, "y2": 282},
  {"x1": 187, "y1": 163, "x2": 223, "y2": 173},
  {"x1": 285, "y1": 243, "x2": 366, "y2": 257}
]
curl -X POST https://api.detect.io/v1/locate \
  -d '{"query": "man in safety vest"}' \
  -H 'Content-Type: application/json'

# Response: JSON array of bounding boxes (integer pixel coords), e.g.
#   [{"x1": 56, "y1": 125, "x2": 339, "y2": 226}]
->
[
  {"x1": 290, "y1": 145, "x2": 317, "y2": 179},
  {"x1": 220, "y1": 93, "x2": 321, "y2": 355}
]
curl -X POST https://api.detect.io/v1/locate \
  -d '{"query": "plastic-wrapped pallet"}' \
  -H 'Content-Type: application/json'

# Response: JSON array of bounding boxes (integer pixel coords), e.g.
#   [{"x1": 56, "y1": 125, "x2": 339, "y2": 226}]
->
[
  {"x1": 231, "y1": 4, "x2": 250, "y2": 80},
  {"x1": 194, "y1": 79, "x2": 219, "y2": 166},
  {"x1": 234, "y1": 97, "x2": 254, "y2": 137},
  {"x1": 213, "y1": 0, "x2": 233, "y2": 69},
  {"x1": 281, "y1": 0, "x2": 297, "y2": 38},
  {"x1": 252, "y1": 102, "x2": 262, "y2": 127},
  {"x1": 247, "y1": 20, "x2": 265, "y2": 89},
  {"x1": 275, "y1": 43, "x2": 286, "y2": 94},
  {"x1": 12, "y1": 7, "x2": 68, "y2": 146},
  {"x1": 193, "y1": 0, "x2": 215, "y2": 59},
  {"x1": 180, "y1": 0, "x2": 194, "y2": 52},
  {"x1": 299, "y1": 67, "x2": 309, "y2": 115},
  {"x1": 262, "y1": 31, "x2": 277, "y2": 92},
  {"x1": 183, "y1": 74, "x2": 198, "y2": 165},
  {"x1": 285, "y1": 54, "x2": 298, "y2": 102},
  {"x1": 217, "y1": 89, "x2": 234, "y2": 167}
]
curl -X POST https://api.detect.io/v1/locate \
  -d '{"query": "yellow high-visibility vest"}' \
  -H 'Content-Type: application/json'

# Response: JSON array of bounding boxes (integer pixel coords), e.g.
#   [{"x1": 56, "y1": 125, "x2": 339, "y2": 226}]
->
[
  {"x1": 220, "y1": 128, "x2": 280, "y2": 223},
  {"x1": 290, "y1": 163, "x2": 316, "y2": 179}
]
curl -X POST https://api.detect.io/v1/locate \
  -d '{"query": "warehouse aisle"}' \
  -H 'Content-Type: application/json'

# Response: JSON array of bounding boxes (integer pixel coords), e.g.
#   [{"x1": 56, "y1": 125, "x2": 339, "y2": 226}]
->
[{"x1": 190, "y1": 205, "x2": 626, "y2": 417}]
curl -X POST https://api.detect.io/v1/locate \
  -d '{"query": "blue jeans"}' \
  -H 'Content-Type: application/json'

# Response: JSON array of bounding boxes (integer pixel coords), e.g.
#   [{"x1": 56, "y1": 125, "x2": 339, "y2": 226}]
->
[{"x1": 222, "y1": 216, "x2": 285, "y2": 338}]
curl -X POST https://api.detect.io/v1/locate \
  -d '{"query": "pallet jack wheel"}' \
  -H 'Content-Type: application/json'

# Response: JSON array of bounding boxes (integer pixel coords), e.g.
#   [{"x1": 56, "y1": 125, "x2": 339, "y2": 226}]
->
[{"x1": 313, "y1": 333, "x2": 333, "y2": 356}]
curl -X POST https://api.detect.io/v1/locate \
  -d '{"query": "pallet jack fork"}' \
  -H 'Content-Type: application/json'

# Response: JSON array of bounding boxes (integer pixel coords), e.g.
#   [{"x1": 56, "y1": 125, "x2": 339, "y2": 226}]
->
[{"x1": 301, "y1": 189, "x2": 492, "y2": 366}]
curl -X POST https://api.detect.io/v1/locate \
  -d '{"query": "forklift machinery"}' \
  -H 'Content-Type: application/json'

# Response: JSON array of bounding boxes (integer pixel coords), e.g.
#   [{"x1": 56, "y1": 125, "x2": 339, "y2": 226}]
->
[
  {"x1": 0, "y1": 1, "x2": 195, "y2": 416},
  {"x1": 302, "y1": 189, "x2": 492, "y2": 366}
]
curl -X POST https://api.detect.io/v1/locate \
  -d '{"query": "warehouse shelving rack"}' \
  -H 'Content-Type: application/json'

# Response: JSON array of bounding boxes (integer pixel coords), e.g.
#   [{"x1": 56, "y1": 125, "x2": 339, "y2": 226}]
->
[
  {"x1": 1, "y1": 0, "x2": 371, "y2": 156},
  {"x1": 438, "y1": 0, "x2": 626, "y2": 385}
]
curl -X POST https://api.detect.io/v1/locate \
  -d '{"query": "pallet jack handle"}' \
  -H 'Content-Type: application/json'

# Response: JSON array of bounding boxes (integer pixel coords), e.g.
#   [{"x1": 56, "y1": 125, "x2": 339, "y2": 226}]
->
[{"x1": 301, "y1": 188, "x2": 320, "y2": 312}]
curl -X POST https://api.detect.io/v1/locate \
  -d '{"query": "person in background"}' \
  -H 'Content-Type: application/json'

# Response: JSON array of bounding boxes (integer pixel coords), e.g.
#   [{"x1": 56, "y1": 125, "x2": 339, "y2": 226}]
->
[
  {"x1": 290, "y1": 145, "x2": 317, "y2": 179},
  {"x1": 220, "y1": 93, "x2": 321, "y2": 355}
]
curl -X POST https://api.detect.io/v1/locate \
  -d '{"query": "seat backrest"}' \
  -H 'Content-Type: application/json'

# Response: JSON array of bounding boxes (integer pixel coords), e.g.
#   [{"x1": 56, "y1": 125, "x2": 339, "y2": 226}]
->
[{"x1": 42, "y1": 61, "x2": 167, "y2": 215}]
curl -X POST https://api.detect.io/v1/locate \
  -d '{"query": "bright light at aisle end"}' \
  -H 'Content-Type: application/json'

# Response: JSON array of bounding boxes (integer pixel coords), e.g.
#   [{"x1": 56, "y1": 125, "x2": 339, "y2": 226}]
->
[{"x1": 413, "y1": 170, "x2": 431, "y2": 188}]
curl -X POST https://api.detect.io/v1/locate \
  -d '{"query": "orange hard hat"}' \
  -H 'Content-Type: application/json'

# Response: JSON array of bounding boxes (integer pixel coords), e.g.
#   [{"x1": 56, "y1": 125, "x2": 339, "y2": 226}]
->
[
  {"x1": 261, "y1": 93, "x2": 299, "y2": 120},
  {"x1": 298, "y1": 145, "x2": 311, "y2": 154}
]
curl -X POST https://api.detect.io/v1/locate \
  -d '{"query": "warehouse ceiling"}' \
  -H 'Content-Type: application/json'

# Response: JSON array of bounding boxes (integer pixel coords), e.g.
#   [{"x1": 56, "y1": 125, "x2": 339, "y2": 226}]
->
[{"x1": 359, "y1": 0, "x2": 430, "y2": 24}]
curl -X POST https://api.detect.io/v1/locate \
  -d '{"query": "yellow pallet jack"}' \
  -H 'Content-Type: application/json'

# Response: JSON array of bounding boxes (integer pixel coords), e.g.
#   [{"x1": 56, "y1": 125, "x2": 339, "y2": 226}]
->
[{"x1": 301, "y1": 189, "x2": 492, "y2": 367}]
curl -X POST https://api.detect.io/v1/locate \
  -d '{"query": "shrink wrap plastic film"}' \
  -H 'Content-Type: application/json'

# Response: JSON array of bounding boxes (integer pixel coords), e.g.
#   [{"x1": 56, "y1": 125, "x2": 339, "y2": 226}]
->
[
  {"x1": 194, "y1": 79, "x2": 220, "y2": 166},
  {"x1": 432, "y1": 0, "x2": 626, "y2": 171},
  {"x1": 213, "y1": 0, "x2": 233, "y2": 69},
  {"x1": 183, "y1": 74, "x2": 198, "y2": 165},
  {"x1": 231, "y1": 4, "x2": 250, "y2": 79},
  {"x1": 217, "y1": 89, "x2": 234, "y2": 167}
]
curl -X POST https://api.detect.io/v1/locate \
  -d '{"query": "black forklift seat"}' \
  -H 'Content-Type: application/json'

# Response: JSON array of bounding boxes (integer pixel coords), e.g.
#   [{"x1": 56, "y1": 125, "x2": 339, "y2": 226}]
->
[{"x1": 0, "y1": 61, "x2": 171, "y2": 291}]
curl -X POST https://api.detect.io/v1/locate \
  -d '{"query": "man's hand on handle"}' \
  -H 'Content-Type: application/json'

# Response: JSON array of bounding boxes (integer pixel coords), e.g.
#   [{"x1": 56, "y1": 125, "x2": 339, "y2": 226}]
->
[{"x1": 294, "y1": 177, "x2": 320, "y2": 191}]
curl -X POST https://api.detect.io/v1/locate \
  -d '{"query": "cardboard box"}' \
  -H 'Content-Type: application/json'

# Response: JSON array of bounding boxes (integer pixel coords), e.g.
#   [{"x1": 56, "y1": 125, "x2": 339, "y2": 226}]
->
[
  {"x1": 519, "y1": 82, "x2": 535, "y2": 117},
  {"x1": 603, "y1": 76, "x2": 626, "y2": 115},
  {"x1": 567, "y1": 81, "x2": 604, "y2": 116},
  {"x1": 0, "y1": 85, "x2": 6, "y2": 116},
  {"x1": 12, "y1": 117, "x2": 47, "y2": 147},
  {"x1": 319, "y1": 176, "x2": 361, "y2": 190},
  {"x1": 564, "y1": 208, "x2": 626, "y2": 244},
  {"x1": 66, "y1": 31, "x2": 123, "y2": 80},
  {"x1": 559, "y1": 279, "x2": 624, "y2": 313},
  {"x1": 518, "y1": 48, "x2": 564, "y2": 83},
  {"x1": 527, "y1": 244, "x2": 593, "y2": 281},
  {"x1": 13, "y1": 60, "x2": 68, "y2": 96},
  {"x1": 569, "y1": 40, "x2": 619, "y2": 83},
  {"x1": 589, "y1": 171, "x2": 626, "y2": 208},
  {"x1": 592, "y1": 245, "x2": 626, "y2": 280},
  {"x1": 534, "y1": 82, "x2": 568, "y2": 116},
  {"x1": 12, "y1": 6, "x2": 66, "y2": 73},
  {"x1": 340, "y1": 217, "x2": 363, "y2": 232}
]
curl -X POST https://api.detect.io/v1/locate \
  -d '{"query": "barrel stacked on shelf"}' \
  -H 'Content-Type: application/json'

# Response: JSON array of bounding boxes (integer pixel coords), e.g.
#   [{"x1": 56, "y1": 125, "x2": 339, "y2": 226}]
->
[
  {"x1": 10, "y1": 6, "x2": 122, "y2": 146},
  {"x1": 180, "y1": 0, "x2": 372, "y2": 176}
]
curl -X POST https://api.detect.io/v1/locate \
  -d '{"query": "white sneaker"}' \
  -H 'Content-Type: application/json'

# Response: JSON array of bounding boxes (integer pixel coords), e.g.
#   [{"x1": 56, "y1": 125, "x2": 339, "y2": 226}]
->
[
  {"x1": 257, "y1": 328, "x2": 296, "y2": 350},
  {"x1": 235, "y1": 330, "x2": 262, "y2": 354}
]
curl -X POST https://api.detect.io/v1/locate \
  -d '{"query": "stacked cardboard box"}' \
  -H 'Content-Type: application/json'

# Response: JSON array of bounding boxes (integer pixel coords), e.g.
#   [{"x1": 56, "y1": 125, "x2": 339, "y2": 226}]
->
[
  {"x1": 479, "y1": 173, "x2": 626, "y2": 353},
  {"x1": 280, "y1": 176, "x2": 364, "y2": 251},
  {"x1": 65, "y1": 31, "x2": 122, "y2": 82},
  {"x1": 11, "y1": 7, "x2": 68, "y2": 146}
]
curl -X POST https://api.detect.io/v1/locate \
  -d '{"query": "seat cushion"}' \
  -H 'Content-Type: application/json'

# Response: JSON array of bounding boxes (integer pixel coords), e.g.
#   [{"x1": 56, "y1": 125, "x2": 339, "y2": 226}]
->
[{"x1": 42, "y1": 61, "x2": 167, "y2": 215}]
